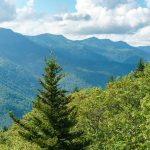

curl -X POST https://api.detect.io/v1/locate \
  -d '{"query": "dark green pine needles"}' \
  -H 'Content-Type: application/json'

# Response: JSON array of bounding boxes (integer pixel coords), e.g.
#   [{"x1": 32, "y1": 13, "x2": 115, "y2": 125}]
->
[
  {"x1": 135, "y1": 58, "x2": 145, "y2": 78},
  {"x1": 10, "y1": 59, "x2": 89, "y2": 150},
  {"x1": 136, "y1": 58, "x2": 145, "y2": 73}
]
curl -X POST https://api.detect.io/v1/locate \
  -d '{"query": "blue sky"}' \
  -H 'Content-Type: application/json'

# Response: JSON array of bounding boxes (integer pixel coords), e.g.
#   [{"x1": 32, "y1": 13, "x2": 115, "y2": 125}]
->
[
  {"x1": 16, "y1": 0, "x2": 76, "y2": 14},
  {"x1": 15, "y1": 0, "x2": 148, "y2": 13},
  {"x1": 0, "y1": 0, "x2": 150, "y2": 46}
]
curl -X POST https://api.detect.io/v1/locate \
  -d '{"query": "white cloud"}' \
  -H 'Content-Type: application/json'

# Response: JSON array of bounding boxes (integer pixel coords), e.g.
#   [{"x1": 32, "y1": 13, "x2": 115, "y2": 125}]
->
[
  {"x1": 72, "y1": 0, "x2": 150, "y2": 35},
  {"x1": 0, "y1": 0, "x2": 150, "y2": 46},
  {"x1": 16, "y1": 0, "x2": 45, "y2": 21},
  {"x1": 76, "y1": 0, "x2": 136, "y2": 11},
  {"x1": 146, "y1": 0, "x2": 150, "y2": 7},
  {"x1": 0, "y1": 0, "x2": 16, "y2": 22},
  {"x1": 27, "y1": 0, "x2": 34, "y2": 7}
]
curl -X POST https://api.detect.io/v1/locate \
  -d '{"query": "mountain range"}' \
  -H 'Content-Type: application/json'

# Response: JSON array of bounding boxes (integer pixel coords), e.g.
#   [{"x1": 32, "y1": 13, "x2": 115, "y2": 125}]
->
[{"x1": 0, "y1": 27, "x2": 149, "y2": 128}]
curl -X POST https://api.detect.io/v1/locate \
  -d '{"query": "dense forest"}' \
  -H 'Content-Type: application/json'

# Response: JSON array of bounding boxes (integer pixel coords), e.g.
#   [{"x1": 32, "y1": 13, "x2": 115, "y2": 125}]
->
[
  {"x1": 1, "y1": 28, "x2": 150, "y2": 129},
  {"x1": 0, "y1": 58, "x2": 150, "y2": 150}
]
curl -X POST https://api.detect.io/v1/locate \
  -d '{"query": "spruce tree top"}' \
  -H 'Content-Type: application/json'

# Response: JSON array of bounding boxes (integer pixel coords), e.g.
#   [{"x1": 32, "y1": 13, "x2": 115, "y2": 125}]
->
[{"x1": 10, "y1": 58, "x2": 89, "y2": 150}]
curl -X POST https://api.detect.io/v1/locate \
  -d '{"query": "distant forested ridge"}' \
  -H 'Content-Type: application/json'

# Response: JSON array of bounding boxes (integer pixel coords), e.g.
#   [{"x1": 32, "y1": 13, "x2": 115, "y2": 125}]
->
[
  {"x1": 0, "y1": 27, "x2": 150, "y2": 128},
  {"x1": 0, "y1": 61, "x2": 150, "y2": 149}
]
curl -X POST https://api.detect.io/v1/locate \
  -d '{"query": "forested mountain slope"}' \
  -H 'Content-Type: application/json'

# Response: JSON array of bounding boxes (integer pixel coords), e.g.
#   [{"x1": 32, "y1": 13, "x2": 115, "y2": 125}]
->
[
  {"x1": 0, "y1": 27, "x2": 149, "y2": 128},
  {"x1": 0, "y1": 57, "x2": 38, "y2": 127},
  {"x1": 0, "y1": 62, "x2": 149, "y2": 150},
  {"x1": 138, "y1": 46, "x2": 150, "y2": 54}
]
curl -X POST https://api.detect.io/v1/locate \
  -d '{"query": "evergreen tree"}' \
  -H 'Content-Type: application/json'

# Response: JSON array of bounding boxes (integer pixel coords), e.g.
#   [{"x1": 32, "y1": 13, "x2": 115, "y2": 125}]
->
[
  {"x1": 2, "y1": 126, "x2": 8, "y2": 132},
  {"x1": 73, "y1": 86, "x2": 80, "y2": 92},
  {"x1": 109, "y1": 75, "x2": 114, "y2": 83},
  {"x1": 136, "y1": 58, "x2": 145, "y2": 72},
  {"x1": 135, "y1": 58, "x2": 145, "y2": 78},
  {"x1": 9, "y1": 59, "x2": 89, "y2": 150}
]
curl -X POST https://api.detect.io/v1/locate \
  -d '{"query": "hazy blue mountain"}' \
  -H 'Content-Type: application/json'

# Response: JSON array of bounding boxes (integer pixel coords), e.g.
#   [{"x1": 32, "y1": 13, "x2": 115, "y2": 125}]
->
[
  {"x1": 138, "y1": 46, "x2": 150, "y2": 54},
  {"x1": 0, "y1": 28, "x2": 149, "y2": 128},
  {"x1": 28, "y1": 34, "x2": 137, "y2": 86},
  {"x1": 0, "y1": 28, "x2": 50, "y2": 75},
  {"x1": 0, "y1": 57, "x2": 38, "y2": 127},
  {"x1": 75, "y1": 37, "x2": 150, "y2": 63}
]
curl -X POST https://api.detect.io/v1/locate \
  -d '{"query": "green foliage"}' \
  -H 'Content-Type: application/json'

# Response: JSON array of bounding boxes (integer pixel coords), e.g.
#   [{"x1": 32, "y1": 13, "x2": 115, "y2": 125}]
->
[
  {"x1": 9, "y1": 59, "x2": 88, "y2": 150},
  {"x1": 1, "y1": 29, "x2": 150, "y2": 129},
  {"x1": 136, "y1": 58, "x2": 145, "y2": 72},
  {"x1": 0, "y1": 62, "x2": 150, "y2": 150},
  {"x1": 134, "y1": 58, "x2": 145, "y2": 78},
  {"x1": 0, "y1": 57, "x2": 37, "y2": 128},
  {"x1": 109, "y1": 75, "x2": 114, "y2": 83},
  {"x1": 0, "y1": 122, "x2": 44, "y2": 149},
  {"x1": 70, "y1": 62, "x2": 150, "y2": 149}
]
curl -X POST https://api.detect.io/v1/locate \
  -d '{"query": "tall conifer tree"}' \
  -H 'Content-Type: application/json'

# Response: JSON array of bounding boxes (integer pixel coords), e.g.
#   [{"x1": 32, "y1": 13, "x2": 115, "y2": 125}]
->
[
  {"x1": 10, "y1": 59, "x2": 89, "y2": 150},
  {"x1": 135, "y1": 58, "x2": 145, "y2": 78},
  {"x1": 109, "y1": 75, "x2": 114, "y2": 83},
  {"x1": 136, "y1": 58, "x2": 145, "y2": 72}
]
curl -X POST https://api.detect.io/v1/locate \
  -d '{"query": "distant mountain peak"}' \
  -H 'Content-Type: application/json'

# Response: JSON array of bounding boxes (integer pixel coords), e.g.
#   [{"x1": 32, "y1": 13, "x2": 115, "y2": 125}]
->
[
  {"x1": 116, "y1": 40, "x2": 128, "y2": 45},
  {"x1": 34, "y1": 33, "x2": 67, "y2": 40},
  {"x1": 81, "y1": 37, "x2": 112, "y2": 42},
  {"x1": 0, "y1": 27, "x2": 14, "y2": 33},
  {"x1": 86, "y1": 37, "x2": 99, "y2": 40}
]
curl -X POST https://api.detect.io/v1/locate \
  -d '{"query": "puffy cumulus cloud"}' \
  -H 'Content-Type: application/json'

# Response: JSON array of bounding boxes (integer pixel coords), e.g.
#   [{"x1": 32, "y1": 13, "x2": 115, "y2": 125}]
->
[
  {"x1": 92, "y1": 28, "x2": 150, "y2": 46},
  {"x1": 146, "y1": 0, "x2": 150, "y2": 7},
  {"x1": 1, "y1": 0, "x2": 150, "y2": 46},
  {"x1": 61, "y1": 0, "x2": 150, "y2": 45},
  {"x1": 130, "y1": 25, "x2": 150, "y2": 45},
  {"x1": 16, "y1": 0, "x2": 45, "y2": 21},
  {"x1": 53, "y1": 13, "x2": 91, "y2": 21},
  {"x1": 71, "y1": 0, "x2": 150, "y2": 35},
  {"x1": 0, "y1": 0, "x2": 16, "y2": 22},
  {"x1": 76, "y1": 0, "x2": 136, "y2": 11}
]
